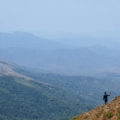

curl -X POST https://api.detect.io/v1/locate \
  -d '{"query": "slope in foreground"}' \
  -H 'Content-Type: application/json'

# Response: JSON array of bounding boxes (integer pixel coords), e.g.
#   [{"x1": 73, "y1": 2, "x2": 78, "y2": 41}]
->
[{"x1": 73, "y1": 96, "x2": 120, "y2": 120}]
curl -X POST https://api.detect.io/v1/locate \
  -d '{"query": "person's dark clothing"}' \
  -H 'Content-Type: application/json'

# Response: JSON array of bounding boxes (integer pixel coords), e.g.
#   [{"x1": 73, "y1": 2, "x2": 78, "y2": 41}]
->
[{"x1": 103, "y1": 94, "x2": 110, "y2": 104}]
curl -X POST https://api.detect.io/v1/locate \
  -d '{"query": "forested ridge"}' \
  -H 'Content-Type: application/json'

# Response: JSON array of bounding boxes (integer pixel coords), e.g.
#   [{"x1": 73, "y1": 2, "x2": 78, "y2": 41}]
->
[
  {"x1": 15, "y1": 68, "x2": 120, "y2": 105},
  {"x1": 0, "y1": 75, "x2": 91, "y2": 120},
  {"x1": 1, "y1": 59, "x2": 120, "y2": 120}
]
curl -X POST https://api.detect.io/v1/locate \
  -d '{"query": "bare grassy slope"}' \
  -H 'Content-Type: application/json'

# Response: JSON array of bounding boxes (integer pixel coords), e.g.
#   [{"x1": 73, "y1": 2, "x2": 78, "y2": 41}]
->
[
  {"x1": 74, "y1": 96, "x2": 120, "y2": 120},
  {"x1": 0, "y1": 58, "x2": 31, "y2": 79}
]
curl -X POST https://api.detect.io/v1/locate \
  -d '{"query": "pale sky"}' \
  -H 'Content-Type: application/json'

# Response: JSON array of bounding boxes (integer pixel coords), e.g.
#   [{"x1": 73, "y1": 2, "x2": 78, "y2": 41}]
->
[{"x1": 0, "y1": 0, "x2": 120, "y2": 39}]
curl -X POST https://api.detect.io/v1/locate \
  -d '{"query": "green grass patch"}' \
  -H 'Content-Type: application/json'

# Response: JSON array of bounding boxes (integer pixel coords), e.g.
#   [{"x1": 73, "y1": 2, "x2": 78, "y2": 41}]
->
[{"x1": 105, "y1": 111, "x2": 113, "y2": 119}]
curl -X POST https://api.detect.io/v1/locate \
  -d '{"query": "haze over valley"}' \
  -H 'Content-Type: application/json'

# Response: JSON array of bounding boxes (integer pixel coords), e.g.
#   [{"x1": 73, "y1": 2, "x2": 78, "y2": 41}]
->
[
  {"x1": 0, "y1": 56, "x2": 120, "y2": 120},
  {"x1": 0, "y1": 31, "x2": 120, "y2": 77},
  {"x1": 0, "y1": 0, "x2": 120, "y2": 120}
]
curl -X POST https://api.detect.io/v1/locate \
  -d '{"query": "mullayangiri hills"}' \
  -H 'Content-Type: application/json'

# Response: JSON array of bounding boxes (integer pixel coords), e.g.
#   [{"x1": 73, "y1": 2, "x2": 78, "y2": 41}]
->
[
  {"x1": 0, "y1": 31, "x2": 120, "y2": 76},
  {"x1": 0, "y1": 58, "x2": 92, "y2": 120},
  {"x1": 0, "y1": 32, "x2": 120, "y2": 120}
]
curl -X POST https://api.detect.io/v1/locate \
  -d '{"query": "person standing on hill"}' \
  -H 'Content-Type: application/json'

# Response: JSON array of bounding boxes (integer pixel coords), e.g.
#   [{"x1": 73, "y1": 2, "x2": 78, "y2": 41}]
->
[{"x1": 103, "y1": 92, "x2": 111, "y2": 104}]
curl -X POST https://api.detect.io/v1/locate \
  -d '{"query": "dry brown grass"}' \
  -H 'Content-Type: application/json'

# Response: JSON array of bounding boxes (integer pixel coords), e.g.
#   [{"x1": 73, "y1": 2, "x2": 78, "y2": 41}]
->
[{"x1": 74, "y1": 96, "x2": 120, "y2": 120}]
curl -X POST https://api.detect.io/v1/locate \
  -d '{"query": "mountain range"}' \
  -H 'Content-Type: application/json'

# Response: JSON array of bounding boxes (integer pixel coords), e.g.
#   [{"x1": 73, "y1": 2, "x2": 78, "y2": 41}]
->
[
  {"x1": 0, "y1": 58, "x2": 120, "y2": 119},
  {"x1": 0, "y1": 31, "x2": 120, "y2": 76},
  {"x1": 0, "y1": 31, "x2": 120, "y2": 119},
  {"x1": 0, "y1": 31, "x2": 68, "y2": 50}
]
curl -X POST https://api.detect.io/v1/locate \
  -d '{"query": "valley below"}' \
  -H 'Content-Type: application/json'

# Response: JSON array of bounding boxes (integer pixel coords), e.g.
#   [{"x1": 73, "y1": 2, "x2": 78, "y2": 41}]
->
[{"x1": 0, "y1": 32, "x2": 120, "y2": 120}]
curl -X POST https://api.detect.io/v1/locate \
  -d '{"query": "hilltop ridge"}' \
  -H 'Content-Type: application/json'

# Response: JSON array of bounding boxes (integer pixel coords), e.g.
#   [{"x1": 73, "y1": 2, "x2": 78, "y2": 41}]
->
[
  {"x1": 1, "y1": 32, "x2": 120, "y2": 76},
  {"x1": 0, "y1": 58, "x2": 32, "y2": 80},
  {"x1": 0, "y1": 58, "x2": 92, "y2": 120},
  {"x1": 73, "y1": 96, "x2": 120, "y2": 120}
]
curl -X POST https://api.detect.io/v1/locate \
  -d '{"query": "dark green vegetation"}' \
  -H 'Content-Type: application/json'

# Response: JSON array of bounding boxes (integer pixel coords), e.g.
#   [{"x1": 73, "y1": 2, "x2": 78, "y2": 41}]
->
[
  {"x1": 0, "y1": 75, "x2": 92, "y2": 120},
  {"x1": 16, "y1": 68, "x2": 120, "y2": 105}
]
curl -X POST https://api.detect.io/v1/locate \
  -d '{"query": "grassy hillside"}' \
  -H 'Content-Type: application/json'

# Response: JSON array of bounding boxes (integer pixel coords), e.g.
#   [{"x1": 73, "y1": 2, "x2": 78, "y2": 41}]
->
[
  {"x1": 0, "y1": 75, "x2": 92, "y2": 120},
  {"x1": 0, "y1": 59, "x2": 93, "y2": 120},
  {"x1": 73, "y1": 96, "x2": 120, "y2": 120}
]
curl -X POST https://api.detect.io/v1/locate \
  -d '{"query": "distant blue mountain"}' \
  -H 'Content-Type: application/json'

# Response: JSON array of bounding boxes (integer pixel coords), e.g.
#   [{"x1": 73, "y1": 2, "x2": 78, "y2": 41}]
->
[
  {"x1": 0, "y1": 32, "x2": 120, "y2": 76},
  {"x1": 0, "y1": 31, "x2": 69, "y2": 50}
]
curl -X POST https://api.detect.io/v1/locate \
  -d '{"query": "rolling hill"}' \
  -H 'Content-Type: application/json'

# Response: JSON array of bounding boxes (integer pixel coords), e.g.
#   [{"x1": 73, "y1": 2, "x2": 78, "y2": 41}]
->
[
  {"x1": 0, "y1": 32, "x2": 120, "y2": 76},
  {"x1": 0, "y1": 59, "x2": 92, "y2": 120},
  {"x1": 0, "y1": 31, "x2": 68, "y2": 50}
]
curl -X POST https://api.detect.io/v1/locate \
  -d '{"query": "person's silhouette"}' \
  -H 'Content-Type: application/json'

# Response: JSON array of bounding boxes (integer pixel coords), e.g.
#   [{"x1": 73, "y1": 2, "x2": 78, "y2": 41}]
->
[{"x1": 103, "y1": 92, "x2": 111, "y2": 104}]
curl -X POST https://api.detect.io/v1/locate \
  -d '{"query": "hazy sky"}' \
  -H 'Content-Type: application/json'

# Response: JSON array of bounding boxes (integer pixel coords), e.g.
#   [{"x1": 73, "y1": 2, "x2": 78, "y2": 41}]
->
[{"x1": 0, "y1": 0, "x2": 120, "y2": 39}]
